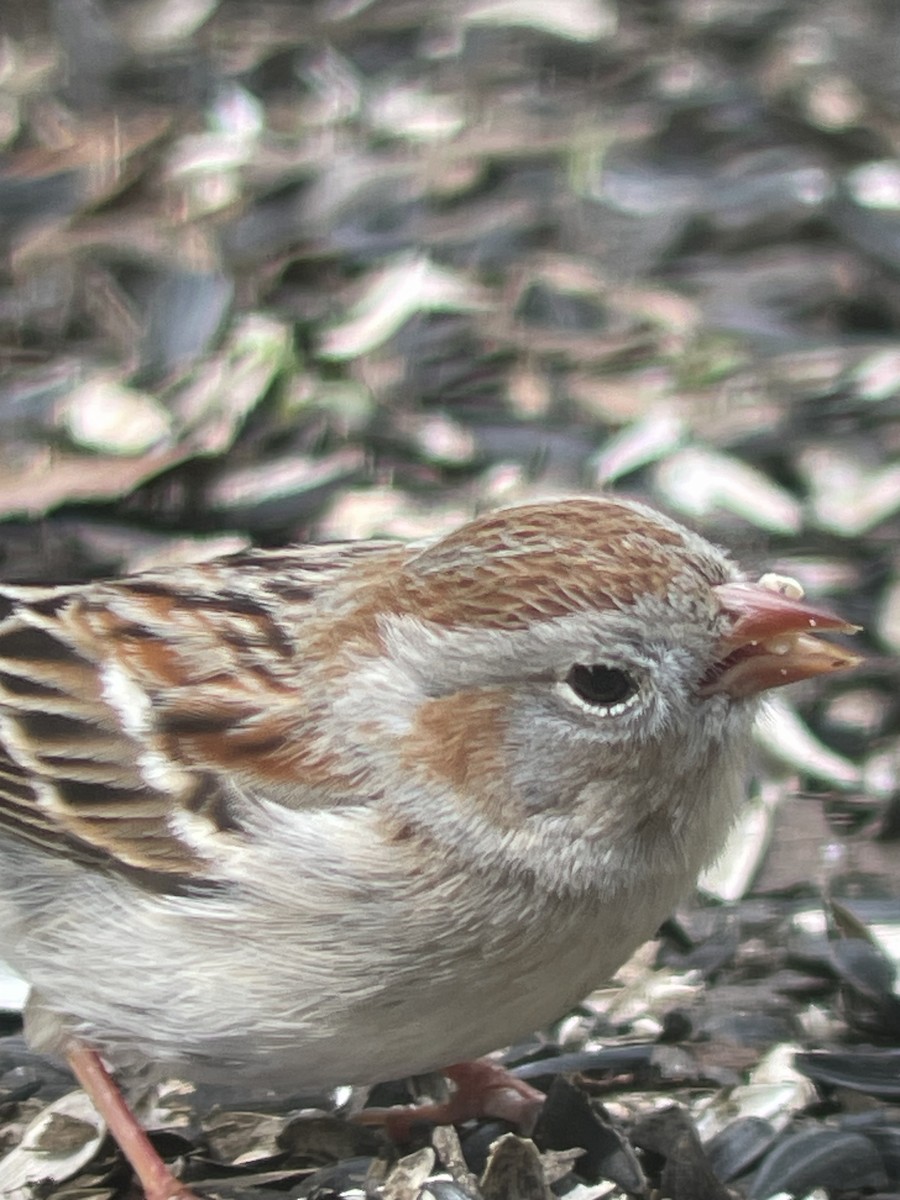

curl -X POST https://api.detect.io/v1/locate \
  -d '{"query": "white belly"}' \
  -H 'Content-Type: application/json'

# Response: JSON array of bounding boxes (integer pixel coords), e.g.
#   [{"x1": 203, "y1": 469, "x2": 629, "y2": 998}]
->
[{"x1": 0, "y1": 803, "x2": 701, "y2": 1093}]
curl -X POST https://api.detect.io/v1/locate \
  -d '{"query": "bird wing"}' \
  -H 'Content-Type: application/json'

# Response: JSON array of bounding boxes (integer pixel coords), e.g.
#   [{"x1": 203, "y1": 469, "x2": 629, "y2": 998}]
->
[{"x1": 0, "y1": 542, "x2": 396, "y2": 882}]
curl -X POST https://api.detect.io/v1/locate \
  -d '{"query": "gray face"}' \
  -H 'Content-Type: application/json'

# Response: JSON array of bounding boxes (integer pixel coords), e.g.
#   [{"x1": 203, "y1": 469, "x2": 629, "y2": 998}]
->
[{"x1": 354, "y1": 515, "x2": 753, "y2": 901}]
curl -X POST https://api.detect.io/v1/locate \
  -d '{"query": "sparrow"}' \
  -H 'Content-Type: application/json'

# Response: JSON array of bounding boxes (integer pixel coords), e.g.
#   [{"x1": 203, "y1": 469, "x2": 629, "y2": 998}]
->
[{"x1": 0, "y1": 496, "x2": 860, "y2": 1200}]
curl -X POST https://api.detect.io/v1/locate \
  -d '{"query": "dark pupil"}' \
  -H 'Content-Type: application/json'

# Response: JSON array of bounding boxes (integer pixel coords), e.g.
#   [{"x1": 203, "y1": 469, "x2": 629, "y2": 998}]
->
[{"x1": 566, "y1": 664, "x2": 637, "y2": 707}]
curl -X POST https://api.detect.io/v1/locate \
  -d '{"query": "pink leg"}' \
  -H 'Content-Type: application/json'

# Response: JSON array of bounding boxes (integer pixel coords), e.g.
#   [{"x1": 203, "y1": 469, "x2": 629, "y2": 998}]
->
[
  {"x1": 67, "y1": 1044, "x2": 199, "y2": 1200},
  {"x1": 355, "y1": 1058, "x2": 545, "y2": 1139}
]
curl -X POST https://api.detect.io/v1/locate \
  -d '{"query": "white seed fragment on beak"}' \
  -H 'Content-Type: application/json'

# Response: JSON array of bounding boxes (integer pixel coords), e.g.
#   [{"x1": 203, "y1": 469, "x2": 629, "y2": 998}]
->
[
  {"x1": 758, "y1": 572, "x2": 805, "y2": 600},
  {"x1": 762, "y1": 636, "x2": 798, "y2": 656}
]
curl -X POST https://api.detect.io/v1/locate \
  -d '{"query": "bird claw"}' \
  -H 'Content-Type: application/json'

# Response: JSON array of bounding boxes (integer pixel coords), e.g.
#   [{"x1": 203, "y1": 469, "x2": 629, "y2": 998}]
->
[{"x1": 354, "y1": 1059, "x2": 545, "y2": 1139}]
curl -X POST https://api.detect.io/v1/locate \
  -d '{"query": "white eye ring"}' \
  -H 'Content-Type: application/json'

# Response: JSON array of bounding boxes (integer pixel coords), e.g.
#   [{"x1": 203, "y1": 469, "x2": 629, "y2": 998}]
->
[
  {"x1": 555, "y1": 681, "x2": 641, "y2": 717},
  {"x1": 555, "y1": 663, "x2": 641, "y2": 716}
]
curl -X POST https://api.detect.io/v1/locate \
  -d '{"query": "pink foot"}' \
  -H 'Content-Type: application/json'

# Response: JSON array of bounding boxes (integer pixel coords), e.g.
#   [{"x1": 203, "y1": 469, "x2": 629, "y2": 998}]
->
[
  {"x1": 67, "y1": 1044, "x2": 200, "y2": 1200},
  {"x1": 355, "y1": 1058, "x2": 545, "y2": 1139}
]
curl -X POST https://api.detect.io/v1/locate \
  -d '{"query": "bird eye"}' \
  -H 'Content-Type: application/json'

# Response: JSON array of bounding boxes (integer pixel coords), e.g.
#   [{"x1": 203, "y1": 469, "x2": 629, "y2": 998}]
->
[{"x1": 565, "y1": 664, "x2": 639, "y2": 711}]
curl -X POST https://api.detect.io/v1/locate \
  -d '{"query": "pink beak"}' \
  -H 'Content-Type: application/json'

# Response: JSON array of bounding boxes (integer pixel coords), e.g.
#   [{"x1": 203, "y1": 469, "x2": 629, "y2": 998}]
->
[{"x1": 700, "y1": 582, "x2": 862, "y2": 698}]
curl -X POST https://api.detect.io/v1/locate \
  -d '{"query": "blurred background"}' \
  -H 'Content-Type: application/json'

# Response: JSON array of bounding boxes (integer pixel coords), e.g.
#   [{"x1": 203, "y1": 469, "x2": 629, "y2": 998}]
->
[{"x1": 2, "y1": 2, "x2": 900, "y2": 1197}]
